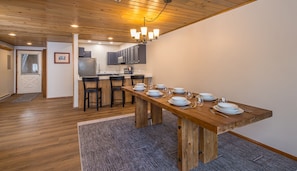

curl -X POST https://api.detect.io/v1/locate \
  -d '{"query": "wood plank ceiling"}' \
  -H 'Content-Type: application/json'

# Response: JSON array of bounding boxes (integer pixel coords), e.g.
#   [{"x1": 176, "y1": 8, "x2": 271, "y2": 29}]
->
[{"x1": 0, "y1": 0, "x2": 255, "y2": 47}]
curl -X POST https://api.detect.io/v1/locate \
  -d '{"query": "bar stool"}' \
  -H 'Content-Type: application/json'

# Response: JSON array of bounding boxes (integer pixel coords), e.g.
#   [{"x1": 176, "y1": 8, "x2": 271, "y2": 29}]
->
[
  {"x1": 131, "y1": 75, "x2": 145, "y2": 104},
  {"x1": 82, "y1": 76, "x2": 102, "y2": 111},
  {"x1": 110, "y1": 76, "x2": 125, "y2": 107}
]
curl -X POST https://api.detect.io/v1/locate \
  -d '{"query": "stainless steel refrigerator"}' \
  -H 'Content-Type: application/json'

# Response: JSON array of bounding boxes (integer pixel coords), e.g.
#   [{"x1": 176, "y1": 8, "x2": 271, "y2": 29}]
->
[{"x1": 78, "y1": 58, "x2": 96, "y2": 76}]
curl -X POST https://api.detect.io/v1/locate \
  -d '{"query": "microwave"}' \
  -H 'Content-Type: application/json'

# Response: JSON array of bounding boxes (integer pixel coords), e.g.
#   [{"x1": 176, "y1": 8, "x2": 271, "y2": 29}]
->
[{"x1": 117, "y1": 56, "x2": 125, "y2": 64}]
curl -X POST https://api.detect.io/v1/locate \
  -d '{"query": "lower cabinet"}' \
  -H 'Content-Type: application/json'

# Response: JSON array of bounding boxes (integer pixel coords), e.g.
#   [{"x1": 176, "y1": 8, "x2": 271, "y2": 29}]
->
[{"x1": 78, "y1": 77, "x2": 150, "y2": 108}]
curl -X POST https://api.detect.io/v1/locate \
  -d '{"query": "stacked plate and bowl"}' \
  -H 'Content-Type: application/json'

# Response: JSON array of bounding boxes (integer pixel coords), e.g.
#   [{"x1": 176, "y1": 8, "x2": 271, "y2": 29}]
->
[
  {"x1": 156, "y1": 84, "x2": 165, "y2": 89},
  {"x1": 168, "y1": 96, "x2": 191, "y2": 106},
  {"x1": 213, "y1": 102, "x2": 244, "y2": 115},
  {"x1": 133, "y1": 83, "x2": 146, "y2": 91},
  {"x1": 146, "y1": 90, "x2": 163, "y2": 97},
  {"x1": 199, "y1": 93, "x2": 217, "y2": 101},
  {"x1": 173, "y1": 88, "x2": 185, "y2": 94}
]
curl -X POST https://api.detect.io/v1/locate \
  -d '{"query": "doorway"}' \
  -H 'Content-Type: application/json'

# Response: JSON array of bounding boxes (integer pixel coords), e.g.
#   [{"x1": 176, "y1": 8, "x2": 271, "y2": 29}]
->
[{"x1": 17, "y1": 50, "x2": 42, "y2": 94}]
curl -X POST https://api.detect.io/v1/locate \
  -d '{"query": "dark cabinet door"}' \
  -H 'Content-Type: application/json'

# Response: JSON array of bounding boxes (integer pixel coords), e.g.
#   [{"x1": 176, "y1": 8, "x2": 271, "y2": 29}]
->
[
  {"x1": 138, "y1": 44, "x2": 146, "y2": 64},
  {"x1": 79, "y1": 47, "x2": 85, "y2": 57},
  {"x1": 107, "y1": 52, "x2": 118, "y2": 65}
]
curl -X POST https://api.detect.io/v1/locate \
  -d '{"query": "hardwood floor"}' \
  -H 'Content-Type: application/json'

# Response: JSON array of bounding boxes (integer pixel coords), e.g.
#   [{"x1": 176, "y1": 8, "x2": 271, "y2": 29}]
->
[{"x1": 0, "y1": 94, "x2": 135, "y2": 171}]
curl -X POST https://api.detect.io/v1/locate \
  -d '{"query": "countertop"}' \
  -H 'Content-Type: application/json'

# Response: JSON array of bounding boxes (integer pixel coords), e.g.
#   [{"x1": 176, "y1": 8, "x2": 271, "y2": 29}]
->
[{"x1": 78, "y1": 73, "x2": 152, "y2": 80}]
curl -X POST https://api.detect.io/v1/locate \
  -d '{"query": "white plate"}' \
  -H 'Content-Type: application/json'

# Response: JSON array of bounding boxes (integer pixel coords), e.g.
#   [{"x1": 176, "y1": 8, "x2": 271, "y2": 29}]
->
[
  {"x1": 146, "y1": 92, "x2": 163, "y2": 97},
  {"x1": 213, "y1": 105, "x2": 244, "y2": 115},
  {"x1": 133, "y1": 87, "x2": 145, "y2": 91},
  {"x1": 168, "y1": 99, "x2": 191, "y2": 106}
]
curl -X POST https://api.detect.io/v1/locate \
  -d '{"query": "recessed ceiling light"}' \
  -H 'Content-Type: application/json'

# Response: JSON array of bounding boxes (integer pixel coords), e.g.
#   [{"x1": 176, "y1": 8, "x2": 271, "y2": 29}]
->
[
  {"x1": 87, "y1": 40, "x2": 92, "y2": 43},
  {"x1": 108, "y1": 37, "x2": 113, "y2": 40},
  {"x1": 8, "y1": 33, "x2": 16, "y2": 36},
  {"x1": 27, "y1": 42, "x2": 32, "y2": 45},
  {"x1": 109, "y1": 42, "x2": 113, "y2": 44},
  {"x1": 71, "y1": 24, "x2": 79, "y2": 28}
]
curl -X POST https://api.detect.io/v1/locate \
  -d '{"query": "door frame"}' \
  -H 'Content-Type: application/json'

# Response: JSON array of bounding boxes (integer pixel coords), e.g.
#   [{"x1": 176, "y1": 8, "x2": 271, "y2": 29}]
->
[{"x1": 16, "y1": 49, "x2": 46, "y2": 96}]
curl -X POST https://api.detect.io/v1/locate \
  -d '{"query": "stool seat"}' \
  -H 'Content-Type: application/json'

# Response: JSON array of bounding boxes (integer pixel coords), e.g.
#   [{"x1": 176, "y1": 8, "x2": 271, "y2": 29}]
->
[
  {"x1": 82, "y1": 76, "x2": 102, "y2": 111},
  {"x1": 110, "y1": 76, "x2": 125, "y2": 107}
]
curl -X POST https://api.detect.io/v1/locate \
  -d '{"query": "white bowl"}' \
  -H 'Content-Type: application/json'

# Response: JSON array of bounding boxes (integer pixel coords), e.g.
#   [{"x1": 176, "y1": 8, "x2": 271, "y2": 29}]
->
[
  {"x1": 199, "y1": 93, "x2": 215, "y2": 101},
  {"x1": 133, "y1": 85, "x2": 145, "y2": 91},
  {"x1": 218, "y1": 102, "x2": 238, "y2": 109},
  {"x1": 199, "y1": 93, "x2": 213, "y2": 97},
  {"x1": 171, "y1": 96, "x2": 187, "y2": 102},
  {"x1": 173, "y1": 88, "x2": 185, "y2": 93},
  {"x1": 136, "y1": 83, "x2": 146, "y2": 87},
  {"x1": 156, "y1": 84, "x2": 165, "y2": 89}
]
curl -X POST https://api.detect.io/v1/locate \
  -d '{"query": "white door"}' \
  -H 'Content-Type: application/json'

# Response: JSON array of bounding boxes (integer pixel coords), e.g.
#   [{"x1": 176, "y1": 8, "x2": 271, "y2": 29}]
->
[{"x1": 17, "y1": 50, "x2": 42, "y2": 94}]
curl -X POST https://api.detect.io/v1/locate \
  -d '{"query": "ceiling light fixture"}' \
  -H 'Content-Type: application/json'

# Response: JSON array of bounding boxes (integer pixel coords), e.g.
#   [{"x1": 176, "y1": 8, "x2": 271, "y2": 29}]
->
[
  {"x1": 71, "y1": 24, "x2": 79, "y2": 28},
  {"x1": 130, "y1": 0, "x2": 171, "y2": 44},
  {"x1": 130, "y1": 17, "x2": 160, "y2": 44},
  {"x1": 8, "y1": 33, "x2": 16, "y2": 36}
]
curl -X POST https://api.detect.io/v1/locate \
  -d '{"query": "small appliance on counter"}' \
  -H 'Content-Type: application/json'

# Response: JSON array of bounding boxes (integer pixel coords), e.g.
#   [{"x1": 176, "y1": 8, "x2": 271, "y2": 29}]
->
[{"x1": 124, "y1": 66, "x2": 133, "y2": 74}]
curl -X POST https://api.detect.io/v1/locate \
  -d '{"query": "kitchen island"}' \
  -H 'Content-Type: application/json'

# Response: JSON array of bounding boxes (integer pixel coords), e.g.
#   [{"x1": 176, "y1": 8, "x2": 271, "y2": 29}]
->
[{"x1": 78, "y1": 74, "x2": 152, "y2": 109}]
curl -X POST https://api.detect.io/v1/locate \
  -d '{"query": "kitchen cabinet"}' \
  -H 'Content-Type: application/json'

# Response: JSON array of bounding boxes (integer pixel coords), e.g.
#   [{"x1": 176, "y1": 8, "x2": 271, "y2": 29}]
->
[
  {"x1": 138, "y1": 44, "x2": 146, "y2": 64},
  {"x1": 107, "y1": 52, "x2": 118, "y2": 65},
  {"x1": 107, "y1": 44, "x2": 146, "y2": 65}
]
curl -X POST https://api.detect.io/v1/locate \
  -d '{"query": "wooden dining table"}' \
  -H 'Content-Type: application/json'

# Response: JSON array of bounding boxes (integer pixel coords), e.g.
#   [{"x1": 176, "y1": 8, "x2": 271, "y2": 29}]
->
[{"x1": 122, "y1": 86, "x2": 272, "y2": 171}]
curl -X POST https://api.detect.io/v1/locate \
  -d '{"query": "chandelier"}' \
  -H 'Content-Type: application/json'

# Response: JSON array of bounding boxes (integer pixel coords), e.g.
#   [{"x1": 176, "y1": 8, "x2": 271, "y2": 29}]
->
[
  {"x1": 130, "y1": 17, "x2": 160, "y2": 44},
  {"x1": 129, "y1": 0, "x2": 171, "y2": 44}
]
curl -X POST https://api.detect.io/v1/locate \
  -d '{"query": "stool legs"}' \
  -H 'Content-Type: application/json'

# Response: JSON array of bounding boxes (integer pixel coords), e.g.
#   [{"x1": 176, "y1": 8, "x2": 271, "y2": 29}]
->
[
  {"x1": 110, "y1": 90, "x2": 125, "y2": 107},
  {"x1": 122, "y1": 91, "x2": 125, "y2": 107}
]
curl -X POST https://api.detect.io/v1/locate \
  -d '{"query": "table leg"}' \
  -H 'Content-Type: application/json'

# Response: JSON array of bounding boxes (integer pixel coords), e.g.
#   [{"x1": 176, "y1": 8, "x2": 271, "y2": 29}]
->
[
  {"x1": 135, "y1": 97, "x2": 148, "y2": 128},
  {"x1": 150, "y1": 103, "x2": 162, "y2": 125},
  {"x1": 199, "y1": 127, "x2": 218, "y2": 163},
  {"x1": 177, "y1": 117, "x2": 199, "y2": 171}
]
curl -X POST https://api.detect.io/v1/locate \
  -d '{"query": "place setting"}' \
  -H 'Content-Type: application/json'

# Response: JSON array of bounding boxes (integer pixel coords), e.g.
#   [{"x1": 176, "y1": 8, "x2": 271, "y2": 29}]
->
[
  {"x1": 209, "y1": 97, "x2": 245, "y2": 118},
  {"x1": 198, "y1": 92, "x2": 217, "y2": 101},
  {"x1": 173, "y1": 87, "x2": 185, "y2": 94},
  {"x1": 146, "y1": 89, "x2": 164, "y2": 97},
  {"x1": 168, "y1": 96, "x2": 191, "y2": 107},
  {"x1": 133, "y1": 83, "x2": 146, "y2": 91}
]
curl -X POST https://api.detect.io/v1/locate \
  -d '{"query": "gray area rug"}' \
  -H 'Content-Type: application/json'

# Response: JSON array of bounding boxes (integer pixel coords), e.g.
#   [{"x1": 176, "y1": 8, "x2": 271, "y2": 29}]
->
[
  {"x1": 78, "y1": 111, "x2": 297, "y2": 171},
  {"x1": 12, "y1": 93, "x2": 39, "y2": 103}
]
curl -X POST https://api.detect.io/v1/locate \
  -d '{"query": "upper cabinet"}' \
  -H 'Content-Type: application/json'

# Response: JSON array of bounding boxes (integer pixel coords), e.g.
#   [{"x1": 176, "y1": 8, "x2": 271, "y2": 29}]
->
[
  {"x1": 107, "y1": 52, "x2": 118, "y2": 65},
  {"x1": 107, "y1": 44, "x2": 146, "y2": 65}
]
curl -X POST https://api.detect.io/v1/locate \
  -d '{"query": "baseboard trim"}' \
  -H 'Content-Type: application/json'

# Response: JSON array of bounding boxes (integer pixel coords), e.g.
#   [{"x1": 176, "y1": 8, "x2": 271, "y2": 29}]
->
[{"x1": 229, "y1": 131, "x2": 297, "y2": 161}]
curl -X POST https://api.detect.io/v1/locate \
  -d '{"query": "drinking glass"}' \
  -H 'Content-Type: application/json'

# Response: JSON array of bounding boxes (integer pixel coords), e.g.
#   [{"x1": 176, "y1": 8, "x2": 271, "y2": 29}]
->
[
  {"x1": 196, "y1": 95, "x2": 204, "y2": 106},
  {"x1": 185, "y1": 91, "x2": 193, "y2": 100},
  {"x1": 148, "y1": 82, "x2": 154, "y2": 90},
  {"x1": 167, "y1": 88, "x2": 173, "y2": 97},
  {"x1": 218, "y1": 97, "x2": 227, "y2": 103}
]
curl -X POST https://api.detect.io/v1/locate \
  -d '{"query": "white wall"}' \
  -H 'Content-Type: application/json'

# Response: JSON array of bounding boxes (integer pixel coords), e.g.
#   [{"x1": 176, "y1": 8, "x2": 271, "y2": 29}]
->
[
  {"x1": 0, "y1": 42, "x2": 14, "y2": 99},
  {"x1": 147, "y1": 0, "x2": 297, "y2": 156},
  {"x1": 47, "y1": 42, "x2": 73, "y2": 98}
]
